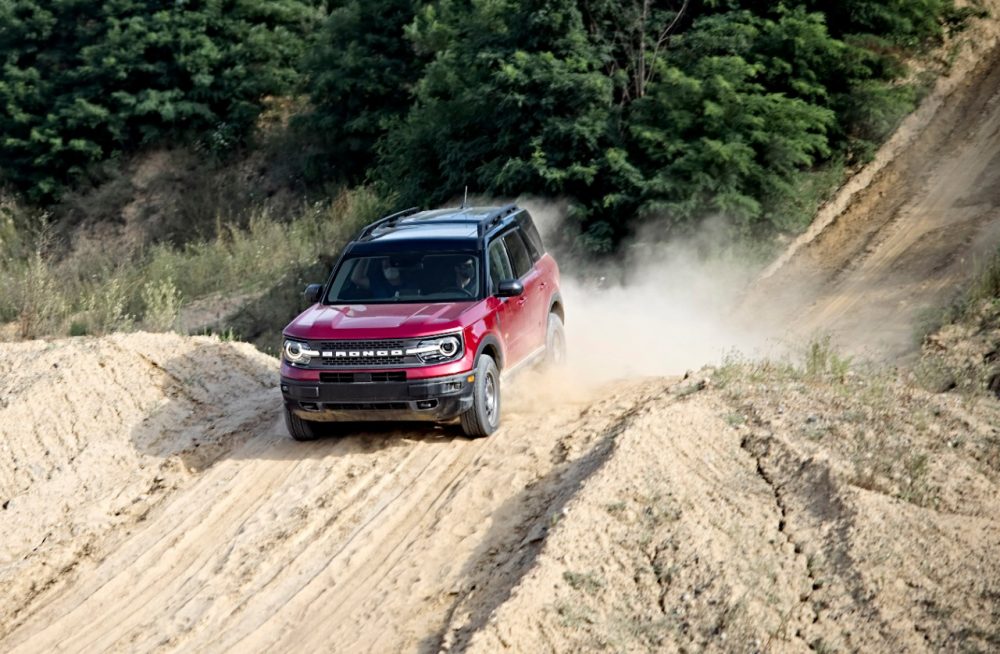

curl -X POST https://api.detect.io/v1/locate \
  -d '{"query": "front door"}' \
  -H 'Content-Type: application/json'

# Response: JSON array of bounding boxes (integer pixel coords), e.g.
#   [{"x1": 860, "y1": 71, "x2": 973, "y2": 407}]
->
[{"x1": 487, "y1": 237, "x2": 530, "y2": 365}]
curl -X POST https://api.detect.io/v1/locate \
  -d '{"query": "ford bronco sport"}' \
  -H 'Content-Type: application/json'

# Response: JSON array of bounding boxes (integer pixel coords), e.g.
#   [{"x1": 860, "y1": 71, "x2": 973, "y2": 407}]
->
[{"x1": 280, "y1": 205, "x2": 565, "y2": 440}]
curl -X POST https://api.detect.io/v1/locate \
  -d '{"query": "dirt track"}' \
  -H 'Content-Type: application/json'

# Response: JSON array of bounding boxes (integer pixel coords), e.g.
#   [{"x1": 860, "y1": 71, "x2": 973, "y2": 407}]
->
[
  {"x1": 0, "y1": 334, "x2": 672, "y2": 651},
  {"x1": 4, "y1": 10, "x2": 1000, "y2": 654}
]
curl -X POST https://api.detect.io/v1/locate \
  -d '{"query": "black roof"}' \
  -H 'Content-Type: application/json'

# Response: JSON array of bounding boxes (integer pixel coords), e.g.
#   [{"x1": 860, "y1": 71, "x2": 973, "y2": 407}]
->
[{"x1": 347, "y1": 205, "x2": 520, "y2": 255}]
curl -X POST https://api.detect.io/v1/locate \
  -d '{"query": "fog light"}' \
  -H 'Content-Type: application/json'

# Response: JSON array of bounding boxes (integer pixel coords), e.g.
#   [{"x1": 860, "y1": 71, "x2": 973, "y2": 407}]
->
[
  {"x1": 467, "y1": 375, "x2": 475, "y2": 383},
  {"x1": 416, "y1": 400, "x2": 437, "y2": 409}
]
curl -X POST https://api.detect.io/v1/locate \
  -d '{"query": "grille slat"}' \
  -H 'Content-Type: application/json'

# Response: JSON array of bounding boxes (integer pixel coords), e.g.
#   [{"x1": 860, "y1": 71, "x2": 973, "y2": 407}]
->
[
  {"x1": 324, "y1": 402, "x2": 408, "y2": 411},
  {"x1": 321, "y1": 355, "x2": 408, "y2": 367},
  {"x1": 316, "y1": 340, "x2": 409, "y2": 350},
  {"x1": 319, "y1": 372, "x2": 407, "y2": 383}
]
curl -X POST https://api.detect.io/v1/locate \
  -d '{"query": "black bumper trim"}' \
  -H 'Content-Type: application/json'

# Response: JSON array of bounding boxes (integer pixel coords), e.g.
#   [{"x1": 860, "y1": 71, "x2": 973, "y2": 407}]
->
[{"x1": 281, "y1": 371, "x2": 475, "y2": 422}]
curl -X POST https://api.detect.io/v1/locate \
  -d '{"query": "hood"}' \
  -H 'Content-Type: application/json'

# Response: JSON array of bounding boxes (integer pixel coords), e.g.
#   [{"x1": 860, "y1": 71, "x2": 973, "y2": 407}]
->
[{"x1": 283, "y1": 302, "x2": 475, "y2": 341}]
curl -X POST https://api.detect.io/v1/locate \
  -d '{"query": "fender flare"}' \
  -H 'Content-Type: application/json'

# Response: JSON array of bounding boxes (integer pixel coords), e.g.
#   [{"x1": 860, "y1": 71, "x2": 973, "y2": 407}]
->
[
  {"x1": 548, "y1": 292, "x2": 565, "y2": 324},
  {"x1": 474, "y1": 333, "x2": 505, "y2": 370}
]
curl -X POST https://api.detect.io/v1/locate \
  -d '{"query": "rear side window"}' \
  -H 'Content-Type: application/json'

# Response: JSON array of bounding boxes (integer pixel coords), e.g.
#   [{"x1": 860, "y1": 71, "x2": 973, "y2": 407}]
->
[
  {"x1": 516, "y1": 211, "x2": 544, "y2": 261},
  {"x1": 503, "y1": 230, "x2": 533, "y2": 278},
  {"x1": 487, "y1": 239, "x2": 513, "y2": 293}
]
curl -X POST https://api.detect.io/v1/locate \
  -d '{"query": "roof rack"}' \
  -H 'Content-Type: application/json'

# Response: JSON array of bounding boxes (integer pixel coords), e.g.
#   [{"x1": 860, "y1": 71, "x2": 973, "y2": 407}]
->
[
  {"x1": 360, "y1": 206, "x2": 421, "y2": 238},
  {"x1": 478, "y1": 204, "x2": 518, "y2": 235}
]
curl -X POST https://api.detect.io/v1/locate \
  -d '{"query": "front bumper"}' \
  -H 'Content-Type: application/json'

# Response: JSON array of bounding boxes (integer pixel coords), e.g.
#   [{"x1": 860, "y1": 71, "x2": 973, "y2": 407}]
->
[{"x1": 281, "y1": 370, "x2": 475, "y2": 423}]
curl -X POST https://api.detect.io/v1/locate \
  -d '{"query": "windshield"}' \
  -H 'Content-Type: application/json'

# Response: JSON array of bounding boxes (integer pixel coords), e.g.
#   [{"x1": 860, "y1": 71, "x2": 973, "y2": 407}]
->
[{"x1": 326, "y1": 252, "x2": 481, "y2": 303}]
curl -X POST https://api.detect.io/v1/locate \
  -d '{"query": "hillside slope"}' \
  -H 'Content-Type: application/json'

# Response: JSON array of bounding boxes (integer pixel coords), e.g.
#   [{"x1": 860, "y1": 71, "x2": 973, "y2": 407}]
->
[{"x1": 748, "y1": 11, "x2": 1000, "y2": 359}]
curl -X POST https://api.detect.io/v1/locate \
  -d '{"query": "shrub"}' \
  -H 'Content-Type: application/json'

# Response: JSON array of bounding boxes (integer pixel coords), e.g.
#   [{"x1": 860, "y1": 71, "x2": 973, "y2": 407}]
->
[
  {"x1": 9, "y1": 249, "x2": 68, "y2": 339},
  {"x1": 141, "y1": 277, "x2": 182, "y2": 333}
]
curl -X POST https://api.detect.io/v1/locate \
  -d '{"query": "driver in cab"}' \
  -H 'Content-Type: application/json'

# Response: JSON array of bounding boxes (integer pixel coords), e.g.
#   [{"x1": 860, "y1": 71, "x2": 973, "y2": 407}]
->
[{"x1": 453, "y1": 257, "x2": 476, "y2": 296}]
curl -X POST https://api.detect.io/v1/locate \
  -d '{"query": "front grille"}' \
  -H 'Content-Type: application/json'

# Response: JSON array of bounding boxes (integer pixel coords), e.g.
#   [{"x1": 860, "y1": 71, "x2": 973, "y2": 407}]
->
[
  {"x1": 319, "y1": 371, "x2": 407, "y2": 383},
  {"x1": 315, "y1": 339, "x2": 415, "y2": 367}
]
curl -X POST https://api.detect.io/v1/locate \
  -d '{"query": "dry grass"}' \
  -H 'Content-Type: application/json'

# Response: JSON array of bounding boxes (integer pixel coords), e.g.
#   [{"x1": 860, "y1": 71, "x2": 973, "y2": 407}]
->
[
  {"x1": 713, "y1": 332, "x2": 1000, "y2": 510},
  {"x1": 0, "y1": 187, "x2": 386, "y2": 340}
]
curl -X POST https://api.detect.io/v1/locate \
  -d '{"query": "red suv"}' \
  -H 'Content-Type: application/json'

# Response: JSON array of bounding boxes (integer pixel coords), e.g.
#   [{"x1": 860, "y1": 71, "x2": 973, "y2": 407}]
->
[{"x1": 280, "y1": 205, "x2": 565, "y2": 440}]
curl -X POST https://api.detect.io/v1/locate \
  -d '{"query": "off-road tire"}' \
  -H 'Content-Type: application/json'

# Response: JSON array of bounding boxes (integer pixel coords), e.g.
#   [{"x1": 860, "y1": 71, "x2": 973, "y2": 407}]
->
[
  {"x1": 460, "y1": 354, "x2": 501, "y2": 438},
  {"x1": 544, "y1": 313, "x2": 567, "y2": 368},
  {"x1": 284, "y1": 405, "x2": 322, "y2": 441}
]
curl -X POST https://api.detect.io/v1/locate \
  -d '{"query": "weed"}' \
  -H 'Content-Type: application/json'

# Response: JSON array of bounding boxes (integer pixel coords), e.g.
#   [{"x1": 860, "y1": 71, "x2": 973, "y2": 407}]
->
[
  {"x1": 802, "y1": 334, "x2": 852, "y2": 381},
  {"x1": 81, "y1": 277, "x2": 134, "y2": 335},
  {"x1": 141, "y1": 277, "x2": 182, "y2": 332},
  {"x1": 554, "y1": 600, "x2": 595, "y2": 628},
  {"x1": 913, "y1": 355, "x2": 960, "y2": 393},
  {"x1": 196, "y1": 326, "x2": 240, "y2": 342},
  {"x1": 217, "y1": 327, "x2": 239, "y2": 342},
  {"x1": 714, "y1": 350, "x2": 798, "y2": 389},
  {"x1": 8, "y1": 247, "x2": 69, "y2": 339},
  {"x1": 606, "y1": 611, "x2": 680, "y2": 650},
  {"x1": 605, "y1": 501, "x2": 627, "y2": 515},
  {"x1": 899, "y1": 453, "x2": 936, "y2": 507},
  {"x1": 725, "y1": 412, "x2": 746, "y2": 427},
  {"x1": 563, "y1": 570, "x2": 605, "y2": 594}
]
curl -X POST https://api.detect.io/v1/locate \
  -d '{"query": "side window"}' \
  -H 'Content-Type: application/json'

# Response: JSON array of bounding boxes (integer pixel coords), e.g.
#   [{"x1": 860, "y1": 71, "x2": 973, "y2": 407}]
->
[
  {"x1": 516, "y1": 211, "x2": 545, "y2": 262},
  {"x1": 503, "y1": 230, "x2": 533, "y2": 278},
  {"x1": 487, "y1": 238, "x2": 513, "y2": 293}
]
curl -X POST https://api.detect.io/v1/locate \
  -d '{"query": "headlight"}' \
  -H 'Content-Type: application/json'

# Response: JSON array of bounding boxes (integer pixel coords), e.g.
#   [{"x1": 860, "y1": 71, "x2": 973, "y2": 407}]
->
[
  {"x1": 406, "y1": 335, "x2": 463, "y2": 363},
  {"x1": 283, "y1": 339, "x2": 319, "y2": 366}
]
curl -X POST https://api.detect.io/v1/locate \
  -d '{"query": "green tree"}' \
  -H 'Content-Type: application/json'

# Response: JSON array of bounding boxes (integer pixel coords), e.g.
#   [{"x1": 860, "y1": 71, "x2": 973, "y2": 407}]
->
[
  {"x1": 302, "y1": 0, "x2": 428, "y2": 184},
  {"x1": 0, "y1": 0, "x2": 319, "y2": 202},
  {"x1": 630, "y1": 53, "x2": 834, "y2": 229},
  {"x1": 376, "y1": 0, "x2": 614, "y2": 208}
]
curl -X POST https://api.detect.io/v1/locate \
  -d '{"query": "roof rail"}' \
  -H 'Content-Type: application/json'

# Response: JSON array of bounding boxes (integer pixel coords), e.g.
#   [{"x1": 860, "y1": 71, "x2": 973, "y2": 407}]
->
[
  {"x1": 361, "y1": 206, "x2": 421, "y2": 237},
  {"x1": 478, "y1": 204, "x2": 518, "y2": 236}
]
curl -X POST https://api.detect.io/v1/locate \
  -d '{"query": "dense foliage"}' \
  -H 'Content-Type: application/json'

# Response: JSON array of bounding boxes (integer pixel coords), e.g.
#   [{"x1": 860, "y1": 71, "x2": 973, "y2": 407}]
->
[
  {"x1": 0, "y1": 0, "x2": 974, "y2": 249},
  {"x1": 301, "y1": 0, "x2": 428, "y2": 182},
  {"x1": 304, "y1": 0, "x2": 968, "y2": 249},
  {"x1": 0, "y1": 0, "x2": 320, "y2": 201}
]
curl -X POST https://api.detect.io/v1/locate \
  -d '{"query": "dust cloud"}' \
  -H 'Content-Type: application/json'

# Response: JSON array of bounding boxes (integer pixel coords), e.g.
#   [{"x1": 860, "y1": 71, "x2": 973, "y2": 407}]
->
[{"x1": 521, "y1": 200, "x2": 781, "y2": 382}]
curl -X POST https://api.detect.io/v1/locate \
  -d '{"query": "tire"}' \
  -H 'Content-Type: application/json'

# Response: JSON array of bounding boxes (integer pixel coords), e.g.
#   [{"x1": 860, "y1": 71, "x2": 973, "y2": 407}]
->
[
  {"x1": 544, "y1": 313, "x2": 567, "y2": 368},
  {"x1": 460, "y1": 354, "x2": 501, "y2": 438},
  {"x1": 284, "y1": 405, "x2": 322, "y2": 441}
]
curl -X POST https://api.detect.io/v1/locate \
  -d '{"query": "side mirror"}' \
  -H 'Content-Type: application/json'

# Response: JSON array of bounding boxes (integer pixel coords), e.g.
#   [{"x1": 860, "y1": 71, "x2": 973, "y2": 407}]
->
[
  {"x1": 304, "y1": 283, "x2": 323, "y2": 303},
  {"x1": 496, "y1": 280, "x2": 524, "y2": 297}
]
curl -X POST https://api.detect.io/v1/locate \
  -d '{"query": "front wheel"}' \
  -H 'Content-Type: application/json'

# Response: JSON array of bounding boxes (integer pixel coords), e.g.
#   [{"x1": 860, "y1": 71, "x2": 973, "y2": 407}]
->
[
  {"x1": 284, "y1": 405, "x2": 322, "y2": 441},
  {"x1": 460, "y1": 354, "x2": 501, "y2": 438}
]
